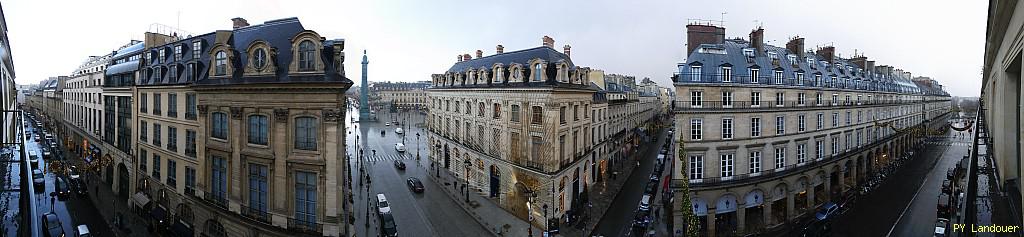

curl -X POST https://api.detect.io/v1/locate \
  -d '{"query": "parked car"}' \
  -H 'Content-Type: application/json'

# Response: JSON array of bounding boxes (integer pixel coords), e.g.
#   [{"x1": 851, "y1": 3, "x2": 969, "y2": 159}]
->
[
  {"x1": 76, "y1": 224, "x2": 92, "y2": 237},
  {"x1": 393, "y1": 160, "x2": 406, "y2": 170},
  {"x1": 376, "y1": 193, "x2": 391, "y2": 214},
  {"x1": 941, "y1": 180, "x2": 952, "y2": 194},
  {"x1": 934, "y1": 218, "x2": 949, "y2": 237},
  {"x1": 395, "y1": 143, "x2": 406, "y2": 152},
  {"x1": 43, "y1": 150, "x2": 52, "y2": 159},
  {"x1": 937, "y1": 193, "x2": 951, "y2": 218},
  {"x1": 42, "y1": 212, "x2": 64, "y2": 237},
  {"x1": 55, "y1": 176, "x2": 70, "y2": 200},
  {"x1": 395, "y1": 128, "x2": 404, "y2": 134},
  {"x1": 70, "y1": 177, "x2": 88, "y2": 196},
  {"x1": 385, "y1": 122, "x2": 391, "y2": 126},
  {"x1": 407, "y1": 177, "x2": 424, "y2": 193},
  {"x1": 32, "y1": 169, "x2": 45, "y2": 188},
  {"x1": 34, "y1": 134, "x2": 40, "y2": 141},
  {"x1": 815, "y1": 202, "x2": 840, "y2": 221},
  {"x1": 639, "y1": 194, "x2": 651, "y2": 211},
  {"x1": 380, "y1": 212, "x2": 398, "y2": 237}
]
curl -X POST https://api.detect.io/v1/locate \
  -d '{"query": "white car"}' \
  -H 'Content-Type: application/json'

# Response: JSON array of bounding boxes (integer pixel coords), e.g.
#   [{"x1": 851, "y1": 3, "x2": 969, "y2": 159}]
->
[
  {"x1": 77, "y1": 224, "x2": 92, "y2": 237},
  {"x1": 385, "y1": 122, "x2": 391, "y2": 126},
  {"x1": 639, "y1": 194, "x2": 651, "y2": 211},
  {"x1": 395, "y1": 143, "x2": 406, "y2": 152},
  {"x1": 395, "y1": 128, "x2": 404, "y2": 134},
  {"x1": 934, "y1": 218, "x2": 949, "y2": 237},
  {"x1": 376, "y1": 193, "x2": 392, "y2": 214}
]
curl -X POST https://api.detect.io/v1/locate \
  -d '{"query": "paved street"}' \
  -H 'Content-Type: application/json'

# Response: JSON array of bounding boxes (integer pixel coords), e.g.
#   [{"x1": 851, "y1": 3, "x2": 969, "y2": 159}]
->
[
  {"x1": 829, "y1": 129, "x2": 967, "y2": 237},
  {"x1": 591, "y1": 127, "x2": 668, "y2": 237},
  {"x1": 345, "y1": 107, "x2": 489, "y2": 237}
]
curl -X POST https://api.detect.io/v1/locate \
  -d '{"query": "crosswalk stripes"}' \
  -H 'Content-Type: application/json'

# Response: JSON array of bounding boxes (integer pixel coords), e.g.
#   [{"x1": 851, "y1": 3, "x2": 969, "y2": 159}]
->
[
  {"x1": 924, "y1": 141, "x2": 971, "y2": 147},
  {"x1": 365, "y1": 154, "x2": 413, "y2": 162}
]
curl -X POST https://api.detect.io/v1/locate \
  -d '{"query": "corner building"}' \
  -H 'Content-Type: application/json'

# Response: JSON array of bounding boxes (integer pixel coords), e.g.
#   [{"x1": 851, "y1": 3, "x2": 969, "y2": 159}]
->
[
  {"x1": 670, "y1": 24, "x2": 952, "y2": 236},
  {"x1": 132, "y1": 17, "x2": 352, "y2": 237}
]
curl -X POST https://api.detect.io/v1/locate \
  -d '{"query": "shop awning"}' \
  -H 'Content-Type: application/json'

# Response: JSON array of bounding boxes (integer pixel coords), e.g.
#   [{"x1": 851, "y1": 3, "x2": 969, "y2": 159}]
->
[
  {"x1": 150, "y1": 205, "x2": 167, "y2": 221},
  {"x1": 131, "y1": 192, "x2": 150, "y2": 208},
  {"x1": 171, "y1": 221, "x2": 194, "y2": 237}
]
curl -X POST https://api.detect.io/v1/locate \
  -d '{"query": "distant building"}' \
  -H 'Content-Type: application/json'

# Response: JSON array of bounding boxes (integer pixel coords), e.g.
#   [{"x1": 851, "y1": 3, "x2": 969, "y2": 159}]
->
[
  {"x1": 671, "y1": 24, "x2": 951, "y2": 236},
  {"x1": 370, "y1": 81, "x2": 430, "y2": 110}
]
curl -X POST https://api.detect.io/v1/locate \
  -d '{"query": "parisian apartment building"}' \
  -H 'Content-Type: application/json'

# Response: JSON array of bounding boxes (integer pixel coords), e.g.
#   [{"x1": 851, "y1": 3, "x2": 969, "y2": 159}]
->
[
  {"x1": 370, "y1": 80, "x2": 431, "y2": 110},
  {"x1": 426, "y1": 36, "x2": 665, "y2": 230},
  {"x1": 28, "y1": 17, "x2": 354, "y2": 237},
  {"x1": 670, "y1": 23, "x2": 952, "y2": 236}
]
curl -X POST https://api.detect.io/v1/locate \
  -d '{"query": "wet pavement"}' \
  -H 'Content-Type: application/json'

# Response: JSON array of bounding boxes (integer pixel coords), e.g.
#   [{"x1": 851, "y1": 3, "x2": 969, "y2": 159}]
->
[
  {"x1": 345, "y1": 107, "x2": 489, "y2": 237},
  {"x1": 590, "y1": 126, "x2": 668, "y2": 237}
]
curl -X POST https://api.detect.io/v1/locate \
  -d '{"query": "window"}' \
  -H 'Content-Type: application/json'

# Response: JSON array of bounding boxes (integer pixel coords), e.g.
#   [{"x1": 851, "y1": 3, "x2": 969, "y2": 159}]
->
[
  {"x1": 295, "y1": 117, "x2": 318, "y2": 151},
  {"x1": 749, "y1": 151, "x2": 761, "y2": 174},
  {"x1": 560, "y1": 107, "x2": 567, "y2": 124},
  {"x1": 574, "y1": 105, "x2": 580, "y2": 121},
  {"x1": 832, "y1": 137, "x2": 840, "y2": 155},
  {"x1": 798, "y1": 115, "x2": 806, "y2": 132},
  {"x1": 750, "y1": 117, "x2": 761, "y2": 137},
  {"x1": 751, "y1": 92, "x2": 761, "y2": 106},
  {"x1": 174, "y1": 45, "x2": 182, "y2": 61},
  {"x1": 531, "y1": 106, "x2": 543, "y2": 125},
  {"x1": 192, "y1": 41, "x2": 202, "y2": 59},
  {"x1": 796, "y1": 72, "x2": 805, "y2": 85},
  {"x1": 721, "y1": 67, "x2": 732, "y2": 82},
  {"x1": 533, "y1": 64, "x2": 543, "y2": 82},
  {"x1": 139, "y1": 149, "x2": 148, "y2": 174},
  {"x1": 773, "y1": 70, "x2": 784, "y2": 84},
  {"x1": 215, "y1": 51, "x2": 228, "y2": 76},
  {"x1": 774, "y1": 147, "x2": 786, "y2": 168},
  {"x1": 797, "y1": 144, "x2": 806, "y2": 163},
  {"x1": 832, "y1": 94, "x2": 839, "y2": 105},
  {"x1": 167, "y1": 159, "x2": 177, "y2": 188},
  {"x1": 492, "y1": 103, "x2": 501, "y2": 119},
  {"x1": 690, "y1": 66, "x2": 702, "y2": 81},
  {"x1": 478, "y1": 102, "x2": 485, "y2": 117},
  {"x1": 815, "y1": 140, "x2": 824, "y2": 160},
  {"x1": 776, "y1": 116, "x2": 785, "y2": 135},
  {"x1": 153, "y1": 123, "x2": 162, "y2": 146},
  {"x1": 211, "y1": 112, "x2": 228, "y2": 139},
  {"x1": 295, "y1": 171, "x2": 318, "y2": 227},
  {"x1": 690, "y1": 91, "x2": 703, "y2": 107},
  {"x1": 775, "y1": 92, "x2": 785, "y2": 106},
  {"x1": 249, "y1": 164, "x2": 269, "y2": 216},
  {"x1": 186, "y1": 93, "x2": 197, "y2": 120},
  {"x1": 722, "y1": 91, "x2": 733, "y2": 107},
  {"x1": 253, "y1": 48, "x2": 267, "y2": 70},
  {"x1": 720, "y1": 154, "x2": 734, "y2": 177},
  {"x1": 750, "y1": 68, "x2": 760, "y2": 83},
  {"x1": 797, "y1": 93, "x2": 806, "y2": 105},
  {"x1": 690, "y1": 119, "x2": 703, "y2": 140},
  {"x1": 510, "y1": 105, "x2": 520, "y2": 122},
  {"x1": 211, "y1": 156, "x2": 227, "y2": 204},
  {"x1": 140, "y1": 121, "x2": 148, "y2": 142},
  {"x1": 832, "y1": 113, "x2": 839, "y2": 127},
  {"x1": 186, "y1": 129, "x2": 196, "y2": 158},
  {"x1": 159, "y1": 49, "x2": 166, "y2": 63},
  {"x1": 846, "y1": 111, "x2": 852, "y2": 125},
  {"x1": 185, "y1": 166, "x2": 196, "y2": 195},
  {"x1": 153, "y1": 93, "x2": 162, "y2": 115},
  {"x1": 857, "y1": 111, "x2": 862, "y2": 123},
  {"x1": 298, "y1": 41, "x2": 316, "y2": 71},
  {"x1": 186, "y1": 63, "x2": 195, "y2": 82},
  {"x1": 722, "y1": 118, "x2": 733, "y2": 139},
  {"x1": 152, "y1": 155, "x2": 161, "y2": 179},
  {"x1": 815, "y1": 74, "x2": 822, "y2": 86},
  {"x1": 690, "y1": 155, "x2": 703, "y2": 179},
  {"x1": 248, "y1": 115, "x2": 268, "y2": 145},
  {"x1": 167, "y1": 93, "x2": 177, "y2": 118},
  {"x1": 815, "y1": 92, "x2": 823, "y2": 105},
  {"x1": 816, "y1": 113, "x2": 824, "y2": 130},
  {"x1": 168, "y1": 127, "x2": 177, "y2": 151}
]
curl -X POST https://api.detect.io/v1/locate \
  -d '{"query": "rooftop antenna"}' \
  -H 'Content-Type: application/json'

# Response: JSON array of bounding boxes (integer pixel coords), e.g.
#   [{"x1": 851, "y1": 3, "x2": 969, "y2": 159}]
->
[{"x1": 719, "y1": 12, "x2": 727, "y2": 26}]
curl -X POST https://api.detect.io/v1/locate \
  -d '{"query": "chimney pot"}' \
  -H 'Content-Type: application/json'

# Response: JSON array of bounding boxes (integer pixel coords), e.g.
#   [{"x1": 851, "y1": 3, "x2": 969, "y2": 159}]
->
[
  {"x1": 786, "y1": 37, "x2": 805, "y2": 57},
  {"x1": 750, "y1": 27, "x2": 764, "y2": 53},
  {"x1": 542, "y1": 36, "x2": 555, "y2": 48},
  {"x1": 686, "y1": 24, "x2": 726, "y2": 56},
  {"x1": 231, "y1": 17, "x2": 250, "y2": 29},
  {"x1": 496, "y1": 45, "x2": 504, "y2": 54},
  {"x1": 563, "y1": 45, "x2": 571, "y2": 57},
  {"x1": 476, "y1": 50, "x2": 483, "y2": 58},
  {"x1": 458, "y1": 55, "x2": 463, "y2": 62},
  {"x1": 463, "y1": 53, "x2": 472, "y2": 60}
]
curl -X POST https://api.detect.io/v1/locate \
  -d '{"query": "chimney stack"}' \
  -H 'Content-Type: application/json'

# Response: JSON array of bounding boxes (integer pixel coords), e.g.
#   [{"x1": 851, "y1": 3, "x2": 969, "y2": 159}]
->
[
  {"x1": 458, "y1": 55, "x2": 463, "y2": 62},
  {"x1": 463, "y1": 53, "x2": 472, "y2": 60},
  {"x1": 815, "y1": 46, "x2": 835, "y2": 63},
  {"x1": 496, "y1": 45, "x2": 504, "y2": 54},
  {"x1": 866, "y1": 61, "x2": 876, "y2": 73},
  {"x1": 749, "y1": 27, "x2": 764, "y2": 53},
  {"x1": 563, "y1": 45, "x2": 571, "y2": 57},
  {"x1": 542, "y1": 36, "x2": 555, "y2": 48},
  {"x1": 786, "y1": 37, "x2": 805, "y2": 57},
  {"x1": 851, "y1": 55, "x2": 868, "y2": 70},
  {"x1": 476, "y1": 50, "x2": 483, "y2": 58},
  {"x1": 686, "y1": 24, "x2": 726, "y2": 55},
  {"x1": 232, "y1": 17, "x2": 250, "y2": 29}
]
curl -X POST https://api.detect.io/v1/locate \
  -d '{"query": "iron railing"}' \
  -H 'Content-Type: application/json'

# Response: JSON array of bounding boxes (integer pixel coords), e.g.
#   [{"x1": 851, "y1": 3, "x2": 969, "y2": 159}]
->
[
  {"x1": 672, "y1": 72, "x2": 920, "y2": 93},
  {"x1": 240, "y1": 204, "x2": 271, "y2": 224},
  {"x1": 287, "y1": 217, "x2": 323, "y2": 235}
]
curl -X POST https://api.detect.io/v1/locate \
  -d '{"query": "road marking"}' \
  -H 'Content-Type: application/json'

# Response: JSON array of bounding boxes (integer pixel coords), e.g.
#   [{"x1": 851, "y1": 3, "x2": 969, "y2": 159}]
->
[{"x1": 886, "y1": 141, "x2": 952, "y2": 237}]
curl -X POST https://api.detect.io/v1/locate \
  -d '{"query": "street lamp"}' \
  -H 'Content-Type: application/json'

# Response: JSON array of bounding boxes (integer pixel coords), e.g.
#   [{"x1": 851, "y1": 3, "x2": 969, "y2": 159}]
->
[
  {"x1": 527, "y1": 201, "x2": 533, "y2": 237},
  {"x1": 415, "y1": 133, "x2": 421, "y2": 161},
  {"x1": 463, "y1": 158, "x2": 471, "y2": 202},
  {"x1": 542, "y1": 204, "x2": 548, "y2": 236}
]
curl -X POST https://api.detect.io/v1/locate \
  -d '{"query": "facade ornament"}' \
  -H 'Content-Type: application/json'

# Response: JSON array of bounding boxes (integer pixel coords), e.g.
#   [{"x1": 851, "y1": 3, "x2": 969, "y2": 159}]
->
[
  {"x1": 322, "y1": 108, "x2": 341, "y2": 122},
  {"x1": 230, "y1": 107, "x2": 243, "y2": 119},
  {"x1": 274, "y1": 108, "x2": 290, "y2": 122},
  {"x1": 197, "y1": 105, "x2": 208, "y2": 117}
]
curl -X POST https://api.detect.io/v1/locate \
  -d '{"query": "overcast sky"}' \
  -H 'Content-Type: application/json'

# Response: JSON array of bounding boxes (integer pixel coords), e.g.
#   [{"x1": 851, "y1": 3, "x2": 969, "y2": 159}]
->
[{"x1": 5, "y1": 0, "x2": 985, "y2": 96}]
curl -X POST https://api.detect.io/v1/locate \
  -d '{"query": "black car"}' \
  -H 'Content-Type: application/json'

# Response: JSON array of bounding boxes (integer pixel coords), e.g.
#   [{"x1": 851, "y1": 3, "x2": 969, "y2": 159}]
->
[
  {"x1": 55, "y1": 177, "x2": 71, "y2": 200},
  {"x1": 42, "y1": 212, "x2": 64, "y2": 237},
  {"x1": 393, "y1": 160, "x2": 406, "y2": 170},
  {"x1": 380, "y1": 212, "x2": 398, "y2": 237},
  {"x1": 407, "y1": 177, "x2": 424, "y2": 193},
  {"x1": 70, "y1": 177, "x2": 88, "y2": 196}
]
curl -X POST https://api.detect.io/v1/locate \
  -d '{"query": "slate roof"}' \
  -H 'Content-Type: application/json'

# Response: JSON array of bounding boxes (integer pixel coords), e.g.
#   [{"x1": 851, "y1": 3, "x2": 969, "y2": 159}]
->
[
  {"x1": 679, "y1": 38, "x2": 937, "y2": 95},
  {"x1": 447, "y1": 46, "x2": 574, "y2": 73}
]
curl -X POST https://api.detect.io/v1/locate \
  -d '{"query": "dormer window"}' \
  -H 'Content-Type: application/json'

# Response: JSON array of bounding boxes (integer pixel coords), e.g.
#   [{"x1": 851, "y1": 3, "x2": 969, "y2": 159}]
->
[
  {"x1": 174, "y1": 45, "x2": 182, "y2": 61},
  {"x1": 159, "y1": 49, "x2": 166, "y2": 63},
  {"x1": 743, "y1": 49, "x2": 755, "y2": 57},
  {"x1": 788, "y1": 55, "x2": 798, "y2": 66},
  {"x1": 253, "y1": 48, "x2": 267, "y2": 70},
  {"x1": 192, "y1": 41, "x2": 202, "y2": 60},
  {"x1": 807, "y1": 58, "x2": 815, "y2": 69},
  {"x1": 214, "y1": 51, "x2": 227, "y2": 76},
  {"x1": 749, "y1": 68, "x2": 760, "y2": 83},
  {"x1": 298, "y1": 40, "x2": 316, "y2": 71},
  {"x1": 720, "y1": 66, "x2": 732, "y2": 82},
  {"x1": 148, "y1": 52, "x2": 155, "y2": 64},
  {"x1": 533, "y1": 63, "x2": 543, "y2": 82}
]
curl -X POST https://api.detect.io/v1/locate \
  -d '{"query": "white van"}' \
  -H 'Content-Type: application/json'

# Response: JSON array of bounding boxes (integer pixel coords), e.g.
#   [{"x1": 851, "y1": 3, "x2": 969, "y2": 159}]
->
[
  {"x1": 376, "y1": 193, "x2": 391, "y2": 214},
  {"x1": 639, "y1": 194, "x2": 651, "y2": 212}
]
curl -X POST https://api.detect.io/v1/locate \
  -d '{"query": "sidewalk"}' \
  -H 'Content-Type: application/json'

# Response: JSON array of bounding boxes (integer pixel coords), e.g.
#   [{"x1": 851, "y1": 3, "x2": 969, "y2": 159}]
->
[
  {"x1": 86, "y1": 175, "x2": 151, "y2": 237},
  {"x1": 426, "y1": 167, "x2": 528, "y2": 237}
]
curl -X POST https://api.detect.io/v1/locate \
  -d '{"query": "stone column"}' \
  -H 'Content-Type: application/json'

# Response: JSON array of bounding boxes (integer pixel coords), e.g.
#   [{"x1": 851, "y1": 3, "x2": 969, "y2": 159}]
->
[
  {"x1": 736, "y1": 206, "x2": 745, "y2": 234},
  {"x1": 228, "y1": 106, "x2": 243, "y2": 212},
  {"x1": 272, "y1": 108, "x2": 290, "y2": 227},
  {"x1": 763, "y1": 199, "x2": 773, "y2": 226}
]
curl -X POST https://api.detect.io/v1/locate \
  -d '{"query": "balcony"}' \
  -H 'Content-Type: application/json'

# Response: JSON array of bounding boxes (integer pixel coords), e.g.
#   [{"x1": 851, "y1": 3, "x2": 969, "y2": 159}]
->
[
  {"x1": 673, "y1": 72, "x2": 905, "y2": 92},
  {"x1": 674, "y1": 100, "x2": 926, "y2": 112},
  {"x1": 240, "y1": 204, "x2": 271, "y2": 224},
  {"x1": 287, "y1": 217, "x2": 323, "y2": 235},
  {"x1": 203, "y1": 192, "x2": 228, "y2": 209}
]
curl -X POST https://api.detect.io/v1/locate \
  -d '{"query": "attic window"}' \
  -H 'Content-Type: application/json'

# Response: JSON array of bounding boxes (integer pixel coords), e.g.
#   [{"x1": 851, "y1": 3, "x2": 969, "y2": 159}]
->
[
  {"x1": 742, "y1": 49, "x2": 755, "y2": 57},
  {"x1": 807, "y1": 58, "x2": 815, "y2": 69},
  {"x1": 767, "y1": 52, "x2": 778, "y2": 59},
  {"x1": 698, "y1": 47, "x2": 727, "y2": 54}
]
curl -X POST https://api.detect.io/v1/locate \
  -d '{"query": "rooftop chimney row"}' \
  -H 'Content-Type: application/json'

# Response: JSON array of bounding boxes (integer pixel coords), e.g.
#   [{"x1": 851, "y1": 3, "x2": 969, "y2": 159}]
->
[
  {"x1": 686, "y1": 24, "x2": 726, "y2": 55},
  {"x1": 749, "y1": 27, "x2": 764, "y2": 54},
  {"x1": 563, "y1": 45, "x2": 571, "y2": 57},
  {"x1": 542, "y1": 36, "x2": 555, "y2": 48},
  {"x1": 496, "y1": 45, "x2": 504, "y2": 54},
  {"x1": 232, "y1": 17, "x2": 250, "y2": 29},
  {"x1": 786, "y1": 37, "x2": 805, "y2": 57}
]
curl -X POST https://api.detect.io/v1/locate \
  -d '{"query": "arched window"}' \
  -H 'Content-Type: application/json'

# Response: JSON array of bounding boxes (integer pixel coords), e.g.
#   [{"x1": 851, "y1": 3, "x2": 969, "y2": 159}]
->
[
  {"x1": 253, "y1": 48, "x2": 267, "y2": 70},
  {"x1": 533, "y1": 64, "x2": 543, "y2": 81},
  {"x1": 214, "y1": 51, "x2": 227, "y2": 76},
  {"x1": 298, "y1": 40, "x2": 316, "y2": 71},
  {"x1": 204, "y1": 220, "x2": 226, "y2": 237},
  {"x1": 295, "y1": 117, "x2": 318, "y2": 150},
  {"x1": 248, "y1": 115, "x2": 268, "y2": 145}
]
